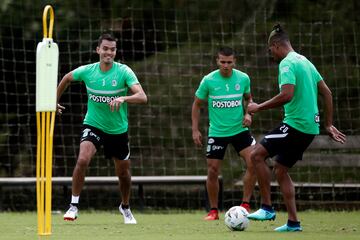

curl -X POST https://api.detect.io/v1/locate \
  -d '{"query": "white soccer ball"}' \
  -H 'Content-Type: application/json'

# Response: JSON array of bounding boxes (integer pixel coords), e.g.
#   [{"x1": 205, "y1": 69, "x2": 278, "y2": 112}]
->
[{"x1": 224, "y1": 206, "x2": 249, "y2": 231}]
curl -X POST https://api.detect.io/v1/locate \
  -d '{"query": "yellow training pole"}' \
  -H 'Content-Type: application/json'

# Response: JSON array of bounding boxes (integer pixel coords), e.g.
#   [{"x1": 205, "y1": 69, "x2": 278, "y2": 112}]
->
[
  {"x1": 36, "y1": 4, "x2": 58, "y2": 237},
  {"x1": 45, "y1": 111, "x2": 55, "y2": 233},
  {"x1": 36, "y1": 112, "x2": 43, "y2": 234}
]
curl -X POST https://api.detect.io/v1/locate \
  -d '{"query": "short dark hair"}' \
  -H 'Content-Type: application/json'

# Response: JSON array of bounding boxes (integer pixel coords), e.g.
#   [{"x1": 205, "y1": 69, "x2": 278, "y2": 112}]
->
[
  {"x1": 217, "y1": 46, "x2": 236, "y2": 57},
  {"x1": 98, "y1": 33, "x2": 117, "y2": 46},
  {"x1": 268, "y1": 24, "x2": 289, "y2": 45}
]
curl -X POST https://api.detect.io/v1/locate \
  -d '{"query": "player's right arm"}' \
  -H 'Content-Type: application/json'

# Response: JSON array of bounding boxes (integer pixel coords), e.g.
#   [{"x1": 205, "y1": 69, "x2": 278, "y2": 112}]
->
[
  {"x1": 242, "y1": 92, "x2": 253, "y2": 127},
  {"x1": 191, "y1": 97, "x2": 204, "y2": 147},
  {"x1": 56, "y1": 72, "x2": 74, "y2": 115}
]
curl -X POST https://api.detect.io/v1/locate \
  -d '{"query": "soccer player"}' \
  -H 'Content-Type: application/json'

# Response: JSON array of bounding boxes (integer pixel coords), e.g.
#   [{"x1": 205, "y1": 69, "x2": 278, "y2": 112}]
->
[
  {"x1": 56, "y1": 33, "x2": 147, "y2": 224},
  {"x1": 247, "y1": 24, "x2": 346, "y2": 231},
  {"x1": 192, "y1": 46, "x2": 257, "y2": 220}
]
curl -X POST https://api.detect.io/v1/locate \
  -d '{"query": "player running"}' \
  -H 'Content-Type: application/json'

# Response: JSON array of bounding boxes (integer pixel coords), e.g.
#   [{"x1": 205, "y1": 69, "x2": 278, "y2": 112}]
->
[{"x1": 57, "y1": 33, "x2": 147, "y2": 224}]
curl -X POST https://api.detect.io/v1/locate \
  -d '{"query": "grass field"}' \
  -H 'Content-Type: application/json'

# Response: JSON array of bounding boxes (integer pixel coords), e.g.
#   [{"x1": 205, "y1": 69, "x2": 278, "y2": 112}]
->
[{"x1": 1, "y1": 210, "x2": 359, "y2": 240}]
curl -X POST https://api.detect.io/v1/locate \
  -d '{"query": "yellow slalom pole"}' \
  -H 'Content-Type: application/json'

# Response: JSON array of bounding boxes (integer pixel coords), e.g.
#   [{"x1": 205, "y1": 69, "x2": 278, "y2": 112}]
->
[
  {"x1": 36, "y1": 112, "x2": 43, "y2": 234},
  {"x1": 40, "y1": 112, "x2": 46, "y2": 234},
  {"x1": 36, "y1": 4, "x2": 57, "y2": 237},
  {"x1": 45, "y1": 112, "x2": 55, "y2": 233}
]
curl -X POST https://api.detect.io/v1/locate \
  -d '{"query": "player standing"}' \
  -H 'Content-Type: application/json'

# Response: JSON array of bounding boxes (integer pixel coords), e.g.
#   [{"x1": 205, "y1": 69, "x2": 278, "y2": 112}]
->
[
  {"x1": 192, "y1": 46, "x2": 257, "y2": 220},
  {"x1": 57, "y1": 33, "x2": 147, "y2": 224},
  {"x1": 247, "y1": 24, "x2": 346, "y2": 231}
]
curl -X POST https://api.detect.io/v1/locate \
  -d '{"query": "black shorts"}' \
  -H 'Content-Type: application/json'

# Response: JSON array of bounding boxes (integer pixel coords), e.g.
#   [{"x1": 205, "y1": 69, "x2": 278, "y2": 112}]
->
[
  {"x1": 206, "y1": 130, "x2": 256, "y2": 160},
  {"x1": 80, "y1": 124, "x2": 130, "y2": 160},
  {"x1": 260, "y1": 123, "x2": 315, "y2": 168}
]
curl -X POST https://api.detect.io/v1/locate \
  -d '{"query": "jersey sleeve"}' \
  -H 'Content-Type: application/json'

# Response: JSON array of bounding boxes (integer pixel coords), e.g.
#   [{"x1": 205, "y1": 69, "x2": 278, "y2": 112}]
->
[
  {"x1": 244, "y1": 74, "x2": 251, "y2": 94},
  {"x1": 195, "y1": 77, "x2": 208, "y2": 100},
  {"x1": 310, "y1": 62, "x2": 323, "y2": 83},
  {"x1": 278, "y1": 60, "x2": 296, "y2": 86},
  {"x1": 123, "y1": 65, "x2": 140, "y2": 87},
  {"x1": 71, "y1": 65, "x2": 87, "y2": 82}
]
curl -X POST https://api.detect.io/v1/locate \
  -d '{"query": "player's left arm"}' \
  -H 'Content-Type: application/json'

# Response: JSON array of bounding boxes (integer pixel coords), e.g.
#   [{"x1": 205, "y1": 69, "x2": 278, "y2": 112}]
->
[
  {"x1": 248, "y1": 84, "x2": 294, "y2": 114},
  {"x1": 109, "y1": 84, "x2": 147, "y2": 112},
  {"x1": 125, "y1": 83, "x2": 148, "y2": 104},
  {"x1": 318, "y1": 80, "x2": 346, "y2": 143}
]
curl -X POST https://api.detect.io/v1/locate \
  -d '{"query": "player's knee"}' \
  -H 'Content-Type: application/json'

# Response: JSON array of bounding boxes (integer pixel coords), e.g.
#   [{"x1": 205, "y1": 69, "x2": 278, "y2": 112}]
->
[
  {"x1": 117, "y1": 169, "x2": 130, "y2": 179},
  {"x1": 207, "y1": 166, "x2": 219, "y2": 179},
  {"x1": 246, "y1": 164, "x2": 255, "y2": 175},
  {"x1": 76, "y1": 157, "x2": 90, "y2": 169},
  {"x1": 250, "y1": 149, "x2": 262, "y2": 165},
  {"x1": 274, "y1": 164, "x2": 288, "y2": 178}
]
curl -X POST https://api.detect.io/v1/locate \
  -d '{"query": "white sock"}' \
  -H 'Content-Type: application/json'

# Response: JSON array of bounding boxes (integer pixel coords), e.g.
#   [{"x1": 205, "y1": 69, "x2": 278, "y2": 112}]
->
[{"x1": 71, "y1": 195, "x2": 79, "y2": 205}]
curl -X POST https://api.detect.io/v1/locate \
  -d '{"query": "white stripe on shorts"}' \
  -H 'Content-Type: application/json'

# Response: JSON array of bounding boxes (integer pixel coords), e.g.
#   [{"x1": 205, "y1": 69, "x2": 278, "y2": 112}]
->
[
  {"x1": 124, "y1": 143, "x2": 130, "y2": 160},
  {"x1": 265, "y1": 133, "x2": 288, "y2": 139}
]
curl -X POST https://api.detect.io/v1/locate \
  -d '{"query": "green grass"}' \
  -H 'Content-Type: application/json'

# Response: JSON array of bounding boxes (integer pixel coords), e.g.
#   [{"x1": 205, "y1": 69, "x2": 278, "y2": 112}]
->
[{"x1": 1, "y1": 210, "x2": 359, "y2": 240}]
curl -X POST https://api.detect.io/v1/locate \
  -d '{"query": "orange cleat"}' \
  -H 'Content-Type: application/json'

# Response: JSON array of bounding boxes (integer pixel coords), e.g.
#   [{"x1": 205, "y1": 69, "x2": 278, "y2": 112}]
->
[{"x1": 204, "y1": 209, "x2": 219, "y2": 220}]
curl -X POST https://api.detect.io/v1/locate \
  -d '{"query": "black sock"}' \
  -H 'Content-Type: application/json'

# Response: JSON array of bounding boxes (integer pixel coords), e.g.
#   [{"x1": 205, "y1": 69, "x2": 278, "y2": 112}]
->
[
  {"x1": 210, "y1": 208, "x2": 218, "y2": 211},
  {"x1": 261, "y1": 204, "x2": 274, "y2": 212},
  {"x1": 71, "y1": 203, "x2": 78, "y2": 207},
  {"x1": 121, "y1": 204, "x2": 129, "y2": 209},
  {"x1": 287, "y1": 219, "x2": 300, "y2": 227}
]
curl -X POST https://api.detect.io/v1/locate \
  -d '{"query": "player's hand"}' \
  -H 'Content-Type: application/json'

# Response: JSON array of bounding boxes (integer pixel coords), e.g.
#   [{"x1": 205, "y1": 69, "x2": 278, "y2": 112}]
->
[
  {"x1": 56, "y1": 104, "x2": 65, "y2": 115},
  {"x1": 192, "y1": 129, "x2": 203, "y2": 147},
  {"x1": 109, "y1": 97, "x2": 125, "y2": 112},
  {"x1": 243, "y1": 113, "x2": 252, "y2": 127},
  {"x1": 247, "y1": 102, "x2": 259, "y2": 114},
  {"x1": 326, "y1": 125, "x2": 346, "y2": 144}
]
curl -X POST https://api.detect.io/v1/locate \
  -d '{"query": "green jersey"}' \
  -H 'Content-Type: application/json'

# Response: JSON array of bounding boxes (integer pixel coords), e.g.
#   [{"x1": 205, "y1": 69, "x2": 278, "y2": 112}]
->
[
  {"x1": 195, "y1": 69, "x2": 250, "y2": 137},
  {"x1": 279, "y1": 51, "x2": 322, "y2": 134},
  {"x1": 72, "y1": 62, "x2": 139, "y2": 134}
]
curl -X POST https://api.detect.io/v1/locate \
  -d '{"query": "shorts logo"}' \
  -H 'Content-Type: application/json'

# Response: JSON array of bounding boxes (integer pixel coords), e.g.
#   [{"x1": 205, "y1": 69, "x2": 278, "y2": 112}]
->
[
  {"x1": 82, "y1": 128, "x2": 91, "y2": 138},
  {"x1": 208, "y1": 138, "x2": 215, "y2": 144},
  {"x1": 89, "y1": 132, "x2": 100, "y2": 141},
  {"x1": 82, "y1": 128, "x2": 100, "y2": 141},
  {"x1": 212, "y1": 145, "x2": 224, "y2": 151},
  {"x1": 314, "y1": 114, "x2": 320, "y2": 123},
  {"x1": 279, "y1": 125, "x2": 289, "y2": 133}
]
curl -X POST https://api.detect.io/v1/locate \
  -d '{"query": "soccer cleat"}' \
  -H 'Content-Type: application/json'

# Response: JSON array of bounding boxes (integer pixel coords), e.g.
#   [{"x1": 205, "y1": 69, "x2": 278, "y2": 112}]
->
[
  {"x1": 203, "y1": 209, "x2": 219, "y2": 220},
  {"x1": 119, "y1": 204, "x2": 137, "y2": 224},
  {"x1": 247, "y1": 208, "x2": 276, "y2": 221},
  {"x1": 274, "y1": 224, "x2": 303, "y2": 232},
  {"x1": 240, "y1": 203, "x2": 251, "y2": 213},
  {"x1": 63, "y1": 204, "x2": 78, "y2": 221}
]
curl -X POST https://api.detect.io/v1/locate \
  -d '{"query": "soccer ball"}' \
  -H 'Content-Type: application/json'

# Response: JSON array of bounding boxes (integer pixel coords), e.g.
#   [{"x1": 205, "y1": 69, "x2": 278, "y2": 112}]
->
[{"x1": 224, "y1": 206, "x2": 249, "y2": 231}]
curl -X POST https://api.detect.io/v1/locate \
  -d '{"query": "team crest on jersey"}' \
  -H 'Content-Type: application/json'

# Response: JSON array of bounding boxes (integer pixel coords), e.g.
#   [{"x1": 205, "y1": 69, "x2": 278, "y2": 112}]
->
[
  {"x1": 112, "y1": 80, "x2": 117, "y2": 86},
  {"x1": 235, "y1": 83, "x2": 240, "y2": 91},
  {"x1": 281, "y1": 66, "x2": 290, "y2": 73}
]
